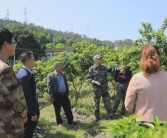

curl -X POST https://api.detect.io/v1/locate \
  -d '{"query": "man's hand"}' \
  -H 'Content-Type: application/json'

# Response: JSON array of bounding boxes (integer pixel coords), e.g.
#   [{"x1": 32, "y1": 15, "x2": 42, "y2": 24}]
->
[
  {"x1": 92, "y1": 80, "x2": 101, "y2": 86},
  {"x1": 31, "y1": 114, "x2": 38, "y2": 122},
  {"x1": 24, "y1": 117, "x2": 27, "y2": 123}
]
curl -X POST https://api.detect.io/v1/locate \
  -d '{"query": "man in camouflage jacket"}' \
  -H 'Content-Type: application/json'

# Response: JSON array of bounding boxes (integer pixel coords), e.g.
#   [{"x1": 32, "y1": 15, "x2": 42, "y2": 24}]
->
[
  {"x1": 0, "y1": 28, "x2": 27, "y2": 138},
  {"x1": 88, "y1": 55, "x2": 112, "y2": 121}
]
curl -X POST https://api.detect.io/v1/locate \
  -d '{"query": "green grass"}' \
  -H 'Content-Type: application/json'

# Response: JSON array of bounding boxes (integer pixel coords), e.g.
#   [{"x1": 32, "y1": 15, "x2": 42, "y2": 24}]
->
[
  {"x1": 38, "y1": 98, "x2": 107, "y2": 137},
  {"x1": 37, "y1": 83, "x2": 121, "y2": 138},
  {"x1": 39, "y1": 105, "x2": 105, "y2": 138}
]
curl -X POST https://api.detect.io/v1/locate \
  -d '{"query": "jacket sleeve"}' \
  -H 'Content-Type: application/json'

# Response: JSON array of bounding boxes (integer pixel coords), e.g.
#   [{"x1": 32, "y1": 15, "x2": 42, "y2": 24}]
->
[
  {"x1": 2, "y1": 68, "x2": 27, "y2": 120},
  {"x1": 64, "y1": 75, "x2": 69, "y2": 93},
  {"x1": 114, "y1": 69, "x2": 119, "y2": 82},
  {"x1": 87, "y1": 67, "x2": 94, "y2": 83},
  {"x1": 125, "y1": 75, "x2": 137, "y2": 113},
  {"x1": 107, "y1": 66, "x2": 114, "y2": 73},
  {"x1": 47, "y1": 74, "x2": 54, "y2": 99},
  {"x1": 20, "y1": 75, "x2": 36, "y2": 116}
]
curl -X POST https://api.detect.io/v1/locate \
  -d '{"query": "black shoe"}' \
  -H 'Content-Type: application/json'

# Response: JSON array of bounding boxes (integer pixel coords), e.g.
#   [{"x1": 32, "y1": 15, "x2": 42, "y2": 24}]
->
[
  {"x1": 95, "y1": 116, "x2": 101, "y2": 122},
  {"x1": 32, "y1": 133, "x2": 38, "y2": 138},
  {"x1": 35, "y1": 125, "x2": 44, "y2": 132},
  {"x1": 69, "y1": 121, "x2": 78, "y2": 125},
  {"x1": 109, "y1": 112, "x2": 115, "y2": 119},
  {"x1": 57, "y1": 123, "x2": 63, "y2": 126},
  {"x1": 120, "y1": 112, "x2": 126, "y2": 116}
]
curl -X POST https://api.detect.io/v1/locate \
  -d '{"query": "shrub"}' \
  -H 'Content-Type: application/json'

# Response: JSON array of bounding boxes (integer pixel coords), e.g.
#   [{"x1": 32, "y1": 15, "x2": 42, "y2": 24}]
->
[{"x1": 101, "y1": 115, "x2": 167, "y2": 138}]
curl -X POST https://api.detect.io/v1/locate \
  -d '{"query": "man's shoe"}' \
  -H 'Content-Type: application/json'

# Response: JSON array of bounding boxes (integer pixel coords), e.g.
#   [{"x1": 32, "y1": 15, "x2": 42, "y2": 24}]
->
[
  {"x1": 120, "y1": 112, "x2": 126, "y2": 116},
  {"x1": 32, "y1": 133, "x2": 38, "y2": 138},
  {"x1": 57, "y1": 123, "x2": 63, "y2": 126},
  {"x1": 96, "y1": 117, "x2": 101, "y2": 122},
  {"x1": 69, "y1": 121, "x2": 78, "y2": 125},
  {"x1": 109, "y1": 112, "x2": 115, "y2": 119},
  {"x1": 35, "y1": 125, "x2": 44, "y2": 132}
]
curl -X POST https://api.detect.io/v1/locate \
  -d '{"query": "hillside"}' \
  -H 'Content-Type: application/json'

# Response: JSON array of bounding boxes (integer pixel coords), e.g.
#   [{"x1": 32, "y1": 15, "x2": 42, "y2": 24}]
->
[{"x1": 0, "y1": 19, "x2": 132, "y2": 58}]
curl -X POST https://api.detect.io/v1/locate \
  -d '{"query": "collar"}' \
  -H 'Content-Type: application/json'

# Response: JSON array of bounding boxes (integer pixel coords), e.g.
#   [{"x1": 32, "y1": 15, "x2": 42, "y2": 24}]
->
[
  {"x1": 93, "y1": 64, "x2": 102, "y2": 69},
  {"x1": 0, "y1": 55, "x2": 8, "y2": 64},
  {"x1": 22, "y1": 66, "x2": 34, "y2": 74},
  {"x1": 54, "y1": 71, "x2": 63, "y2": 75}
]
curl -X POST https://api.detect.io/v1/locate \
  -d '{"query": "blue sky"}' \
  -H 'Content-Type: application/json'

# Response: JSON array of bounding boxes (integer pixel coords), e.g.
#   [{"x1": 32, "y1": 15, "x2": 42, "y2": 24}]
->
[{"x1": 0, "y1": 0, "x2": 166, "y2": 41}]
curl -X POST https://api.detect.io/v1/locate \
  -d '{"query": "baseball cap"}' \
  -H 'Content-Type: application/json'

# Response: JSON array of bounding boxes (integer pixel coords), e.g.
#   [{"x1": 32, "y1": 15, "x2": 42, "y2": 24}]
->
[{"x1": 93, "y1": 55, "x2": 102, "y2": 61}]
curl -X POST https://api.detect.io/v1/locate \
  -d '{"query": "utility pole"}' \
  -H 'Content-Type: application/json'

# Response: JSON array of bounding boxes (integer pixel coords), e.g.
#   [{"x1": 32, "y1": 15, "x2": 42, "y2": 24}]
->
[
  {"x1": 86, "y1": 26, "x2": 89, "y2": 37},
  {"x1": 53, "y1": 37, "x2": 55, "y2": 47},
  {"x1": 24, "y1": 7, "x2": 28, "y2": 24},
  {"x1": 71, "y1": 22, "x2": 73, "y2": 32},
  {"x1": 5, "y1": 9, "x2": 10, "y2": 20}
]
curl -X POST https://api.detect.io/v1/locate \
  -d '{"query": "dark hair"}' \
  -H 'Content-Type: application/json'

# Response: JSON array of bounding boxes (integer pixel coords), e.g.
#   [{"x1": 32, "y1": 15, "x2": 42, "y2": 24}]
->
[
  {"x1": 54, "y1": 61, "x2": 61, "y2": 69},
  {"x1": 20, "y1": 51, "x2": 33, "y2": 63},
  {"x1": 140, "y1": 44, "x2": 160, "y2": 76},
  {"x1": 0, "y1": 28, "x2": 13, "y2": 49}
]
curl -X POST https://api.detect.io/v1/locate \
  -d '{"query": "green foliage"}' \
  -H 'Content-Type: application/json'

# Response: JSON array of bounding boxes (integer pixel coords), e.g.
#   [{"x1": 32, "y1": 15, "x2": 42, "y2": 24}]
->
[
  {"x1": 0, "y1": 19, "x2": 133, "y2": 55},
  {"x1": 12, "y1": 17, "x2": 167, "y2": 106},
  {"x1": 134, "y1": 17, "x2": 167, "y2": 70},
  {"x1": 13, "y1": 61, "x2": 23, "y2": 73},
  {"x1": 101, "y1": 115, "x2": 167, "y2": 138},
  {"x1": 117, "y1": 46, "x2": 142, "y2": 74},
  {"x1": 13, "y1": 39, "x2": 140, "y2": 103}
]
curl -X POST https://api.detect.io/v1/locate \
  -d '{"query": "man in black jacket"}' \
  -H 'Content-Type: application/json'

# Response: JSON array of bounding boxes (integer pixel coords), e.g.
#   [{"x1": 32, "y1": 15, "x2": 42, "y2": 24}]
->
[
  {"x1": 47, "y1": 62, "x2": 77, "y2": 125},
  {"x1": 17, "y1": 51, "x2": 39, "y2": 138}
]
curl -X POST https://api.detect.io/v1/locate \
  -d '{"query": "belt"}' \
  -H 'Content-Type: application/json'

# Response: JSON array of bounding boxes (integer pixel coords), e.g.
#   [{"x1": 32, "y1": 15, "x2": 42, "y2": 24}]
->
[{"x1": 57, "y1": 92, "x2": 67, "y2": 94}]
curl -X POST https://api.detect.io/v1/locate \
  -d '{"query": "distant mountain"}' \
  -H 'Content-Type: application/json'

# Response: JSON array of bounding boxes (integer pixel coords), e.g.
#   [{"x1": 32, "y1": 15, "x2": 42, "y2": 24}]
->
[
  {"x1": 0, "y1": 19, "x2": 133, "y2": 59},
  {"x1": 0, "y1": 19, "x2": 133, "y2": 47}
]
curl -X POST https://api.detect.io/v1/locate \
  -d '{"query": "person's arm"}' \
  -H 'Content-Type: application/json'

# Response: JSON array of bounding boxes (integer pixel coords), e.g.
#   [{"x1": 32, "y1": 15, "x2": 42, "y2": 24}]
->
[
  {"x1": 87, "y1": 68, "x2": 101, "y2": 85},
  {"x1": 114, "y1": 69, "x2": 120, "y2": 82},
  {"x1": 125, "y1": 75, "x2": 137, "y2": 113},
  {"x1": 21, "y1": 76, "x2": 36, "y2": 116},
  {"x1": 47, "y1": 74, "x2": 54, "y2": 101},
  {"x1": 1, "y1": 68, "x2": 27, "y2": 121},
  {"x1": 87, "y1": 67, "x2": 94, "y2": 83},
  {"x1": 107, "y1": 66, "x2": 115, "y2": 73},
  {"x1": 64, "y1": 75, "x2": 69, "y2": 93}
]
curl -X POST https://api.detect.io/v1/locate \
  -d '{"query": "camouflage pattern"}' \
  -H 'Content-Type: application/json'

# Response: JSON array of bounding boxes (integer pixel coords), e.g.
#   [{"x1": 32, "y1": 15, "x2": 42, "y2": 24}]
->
[
  {"x1": 88, "y1": 64, "x2": 112, "y2": 119},
  {"x1": 0, "y1": 56, "x2": 27, "y2": 138},
  {"x1": 112, "y1": 82, "x2": 128, "y2": 115},
  {"x1": 88, "y1": 64, "x2": 109, "y2": 85}
]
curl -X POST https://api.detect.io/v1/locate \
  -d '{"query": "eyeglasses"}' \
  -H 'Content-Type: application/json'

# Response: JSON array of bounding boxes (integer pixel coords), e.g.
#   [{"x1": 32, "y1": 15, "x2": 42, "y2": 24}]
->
[{"x1": 11, "y1": 41, "x2": 17, "y2": 45}]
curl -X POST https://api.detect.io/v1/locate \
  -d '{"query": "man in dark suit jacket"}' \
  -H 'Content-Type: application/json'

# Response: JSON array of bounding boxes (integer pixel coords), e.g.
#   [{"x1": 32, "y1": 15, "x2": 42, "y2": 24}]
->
[
  {"x1": 17, "y1": 51, "x2": 39, "y2": 138},
  {"x1": 47, "y1": 61, "x2": 77, "y2": 125}
]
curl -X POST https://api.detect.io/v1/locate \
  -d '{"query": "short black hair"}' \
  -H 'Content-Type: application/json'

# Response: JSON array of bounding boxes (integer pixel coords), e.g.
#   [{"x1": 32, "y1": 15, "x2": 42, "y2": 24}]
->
[
  {"x1": 20, "y1": 51, "x2": 33, "y2": 63},
  {"x1": 54, "y1": 61, "x2": 61, "y2": 69},
  {"x1": 0, "y1": 28, "x2": 13, "y2": 50}
]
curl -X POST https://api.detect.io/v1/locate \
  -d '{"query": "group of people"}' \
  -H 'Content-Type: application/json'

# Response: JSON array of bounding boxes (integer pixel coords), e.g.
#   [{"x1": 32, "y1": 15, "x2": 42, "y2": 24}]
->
[
  {"x1": 0, "y1": 28, "x2": 78, "y2": 138},
  {"x1": 1, "y1": 27, "x2": 167, "y2": 138},
  {"x1": 88, "y1": 45, "x2": 167, "y2": 125},
  {"x1": 0, "y1": 28, "x2": 40, "y2": 138},
  {"x1": 88, "y1": 55, "x2": 132, "y2": 121}
]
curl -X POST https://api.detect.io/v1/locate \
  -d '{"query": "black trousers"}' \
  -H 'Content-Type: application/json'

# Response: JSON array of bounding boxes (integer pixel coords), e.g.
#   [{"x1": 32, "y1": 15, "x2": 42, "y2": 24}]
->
[
  {"x1": 53, "y1": 93, "x2": 73, "y2": 125},
  {"x1": 24, "y1": 112, "x2": 39, "y2": 138}
]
